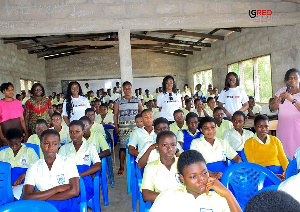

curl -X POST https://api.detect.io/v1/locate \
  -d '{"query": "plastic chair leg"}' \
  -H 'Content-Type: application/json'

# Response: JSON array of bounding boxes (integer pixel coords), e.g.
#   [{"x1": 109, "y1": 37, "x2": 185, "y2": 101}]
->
[
  {"x1": 126, "y1": 148, "x2": 132, "y2": 195},
  {"x1": 100, "y1": 160, "x2": 109, "y2": 206},
  {"x1": 106, "y1": 155, "x2": 115, "y2": 188}
]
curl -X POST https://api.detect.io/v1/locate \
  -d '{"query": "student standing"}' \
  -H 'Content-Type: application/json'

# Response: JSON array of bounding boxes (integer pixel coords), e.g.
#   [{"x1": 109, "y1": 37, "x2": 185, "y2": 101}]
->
[{"x1": 218, "y1": 72, "x2": 249, "y2": 120}]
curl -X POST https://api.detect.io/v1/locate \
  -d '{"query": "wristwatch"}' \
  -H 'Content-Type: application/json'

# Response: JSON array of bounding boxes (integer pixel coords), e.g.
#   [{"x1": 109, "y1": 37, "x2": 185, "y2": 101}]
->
[{"x1": 292, "y1": 99, "x2": 298, "y2": 105}]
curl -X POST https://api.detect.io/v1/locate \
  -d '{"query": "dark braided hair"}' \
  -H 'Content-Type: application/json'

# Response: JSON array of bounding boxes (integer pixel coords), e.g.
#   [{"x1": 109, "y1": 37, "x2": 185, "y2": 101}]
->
[{"x1": 65, "y1": 81, "x2": 84, "y2": 119}]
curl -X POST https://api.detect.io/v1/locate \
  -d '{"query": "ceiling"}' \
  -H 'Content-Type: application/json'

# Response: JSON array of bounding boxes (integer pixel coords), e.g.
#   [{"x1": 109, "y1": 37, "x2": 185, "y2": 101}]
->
[{"x1": 1, "y1": 28, "x2": 241, "y2": 60}]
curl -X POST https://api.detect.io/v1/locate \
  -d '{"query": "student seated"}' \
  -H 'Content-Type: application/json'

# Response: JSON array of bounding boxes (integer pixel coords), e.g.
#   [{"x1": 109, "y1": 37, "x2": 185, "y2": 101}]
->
[
  {"x1": 182, "y1": 98, "x2": 194, "y2": 116},
  {"x1": 194, "y1": 98, "x2": 208, "y2": 117},
  {"x1": 205, "y1": 97, "x2": 216, "y2": 117},
  {"x1": 177, "y1": 112, "x2": 202, "y2": 151},
  {"x1": 93, "y1": 99, "x2": 103, "y2": 123},
  {"x1": 190, "y1": 117, "x2": 242, "y2": 179},
  {"x1": 128, "y1": 109, "x2": 155, "y2": 157},
  {"x1": 223, "y1": 111, "x2": 254, "y2": 153},
  {"x1": 50, "y1": 112, "x2": 71, "y2": 146},
  {"x1": 97, "y1": 104, "x2": 114, "y2": 126},
  {"x1": 135, "y1": 113, "x2": 144, "y2": 128},
  {"x1": 169, "y1": 109, "x2": 188, "y2": 135},
  {"x1": 141, "y1": 131, "x2": 183, "y2": 203},
  {"x1": 261, "y1": 97, "x2": 278, "y2": 120},
  {"x1": 0, "y1": 128, "x2": 39, "y2": 186},
  {"x1": 23, "y1": 129, "x2": 80, "y2": 212},
  {"x1": 58, "y1": 120, "x2": 101, "y2": 201},
  {"x1": 244, "y1": 190, "x2": 300, "y2": 212},
  {"x1": 245, "y1": 96, "x2": 262, "y2": 118},
  {"x1": 213, "y1": 107, "x2": 233, "y2": 139},
  {"x1": 85, "y1": 108, "x2": 106, "y2": 135},
  {"x1": 79, "y1": 116, "x2": 111, "y2": 159},
  {"x1": 108, "y1": 100, "x2": 114, "y2": 114},
  {"x1": 146, "y1": 100, "x2": 160, "y2": 119},
  {"x1": 244, "y1": 114, "x2": 289, "y2": 178},
  {"x1": 150, "y1": 150, "x2": 242, "y2": 212},
  {"x1": 137, "y1": 117, "x2": 182, "y2": 169},
  {"x1": 27, "y1": 119, "x2": 49, "y2": 158}
]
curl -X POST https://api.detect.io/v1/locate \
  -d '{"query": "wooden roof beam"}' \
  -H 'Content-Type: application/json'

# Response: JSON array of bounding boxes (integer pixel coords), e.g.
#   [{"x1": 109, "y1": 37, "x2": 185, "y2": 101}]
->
[
  {"x1": 37, "y1": 46, "x2": 87, "y2": 58},
  {"x1": 132, "y1": 44, "x2": 193, "y2": 55},
  {"x1": 130, "y1": 34, "x2": 211, "y2": 47},
  {"x1": 16, "y1": 33, "x2": 112, "y2": 49},
  {"x1": 154, "y1": 30, "x2": 224, "y2": 40},
  {"x1": 133, "y1": 43, "x2": 202, "y2": 52}
]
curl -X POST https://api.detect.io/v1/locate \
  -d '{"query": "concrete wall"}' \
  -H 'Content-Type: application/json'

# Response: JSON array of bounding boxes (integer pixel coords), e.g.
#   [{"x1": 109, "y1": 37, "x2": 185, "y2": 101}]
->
[
  {"x1": 0, "y1": 0, "x2": 299, "y2": 36},
  {"x1": 46, "y1": 51, "x2": 187, "y2": 93},
  {"x1": 0, "y1": 40, "x2": 46, "y2": 98},
  {"x1": 186, "y1": 24, "x2": 300, "y2": 95}
]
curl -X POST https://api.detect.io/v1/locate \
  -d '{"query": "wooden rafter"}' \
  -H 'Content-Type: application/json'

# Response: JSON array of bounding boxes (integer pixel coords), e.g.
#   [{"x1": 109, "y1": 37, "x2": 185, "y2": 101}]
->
[
  {"x1": 37, "y1": 46, "x2": 87, "y2": 58},
  {"x1": 153, "y1": 51, "x2": 186, "y2": 58},
  {"x1": 130, "y1": 34, "x2": 211, "y2": 47},
  {"x1": 15, "y1": 33, "x2": 112, "y2": 49},
  {"x1": 154, "y1": 30, "x2": 224, "y2": 40},
  {"x1": 132, "y1": 44, "x2": 193, "y2": 55},
  {"x1": 55, "y1": 40, "x2": 163, "y2": 46}
]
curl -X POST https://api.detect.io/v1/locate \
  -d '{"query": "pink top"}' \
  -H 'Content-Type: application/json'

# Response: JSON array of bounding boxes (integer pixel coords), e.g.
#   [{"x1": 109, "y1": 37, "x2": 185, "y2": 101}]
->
[
  {"x1": 275, "y1": 87, "x2": 300, "y2": 158},
  {"x1": 0, "y1": 99, "x2": 24, "y2": 123}
]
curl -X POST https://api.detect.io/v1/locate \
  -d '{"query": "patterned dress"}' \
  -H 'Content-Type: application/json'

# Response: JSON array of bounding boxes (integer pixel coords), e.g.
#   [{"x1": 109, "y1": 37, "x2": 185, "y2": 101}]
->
[
  {"x1": 115, "y1": 96, "x2": 139, "y2": 148},
  {"x1": 25, "y1": 97, "x2": 52, "y2": 134}
]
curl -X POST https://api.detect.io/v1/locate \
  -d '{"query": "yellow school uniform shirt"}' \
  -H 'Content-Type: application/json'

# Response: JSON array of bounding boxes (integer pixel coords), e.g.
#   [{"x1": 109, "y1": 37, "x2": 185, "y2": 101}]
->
[
  {"x1": 86, "y1": 131, "x2": 109, "y2": 153},
  {"x1": 141, "y1": 157, "x2": 181, "y2": 193},
  {"x1": 150, "y1": 187, "x2": 230, "y2": 212},
  {"x1": 244, "y1": 134, "x2": 289, "y2": 171},
  {"x1": 190, "y1": 136, "x2": 237, "y2": 163},
  {"x1": 169, "y1": 121, "x2": 188, "y2": 135},
  {"x1": 244, "y1": 104, "x2": 262, "y2": 116},
  {"x1": 90, "y1": 122, "x2": 106, "y2": 136},
  {"x1": 27, "y1": 134, "x2": 44, "y2": 158},
  {"x1": 108, "y1": 108, "x2": 113, "y2": 114},
  {"x1": 215, "y1": 120, "x2": 233, "y2": 139},
  {"x1": 0, "y1": 144, "x2": 39, "y2": 168},
  {"x1": 96, "y1": 113, "x2": 114, "y2": 125},
  {"x1": 50, "y1": 125, "x2": 71, "y2": 146}
]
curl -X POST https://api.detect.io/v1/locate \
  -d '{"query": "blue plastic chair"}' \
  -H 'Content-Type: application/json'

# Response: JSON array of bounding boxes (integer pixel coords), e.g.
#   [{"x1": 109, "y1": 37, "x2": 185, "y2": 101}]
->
[
  {"x1": 79, "y1": 170, "x2": 101, "y2": 212},
  {"x1": 221, "y1": 162, "x2": 282, "y2": 210},
  {"x1": 130, "y1": 154, "x2": 138, "y2": 212},
  {"x1": 0, "y1": 161, "x2": 14, "y2": 205},
  {"x1": 136, "y1": 167, "x2": 152, "y2": 212},
  {"x1": 285, "y1": 158, "x2": 298, "y2": 179},
  {"x1": 258, "y1": 184, "x2": 279, "y2": 193},
  {"x1": 0, "y1": 143, "x2": 40, "y2": 158},
  {"x1": 0, "y1": 200, "x2": 58, "y2": 212}
]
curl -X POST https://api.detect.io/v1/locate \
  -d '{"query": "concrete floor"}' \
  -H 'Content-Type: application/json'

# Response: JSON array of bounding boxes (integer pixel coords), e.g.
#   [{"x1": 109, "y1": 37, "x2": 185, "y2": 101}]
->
[{"x1": 100, "y1": 144, "x2": 136, "y2": 212}]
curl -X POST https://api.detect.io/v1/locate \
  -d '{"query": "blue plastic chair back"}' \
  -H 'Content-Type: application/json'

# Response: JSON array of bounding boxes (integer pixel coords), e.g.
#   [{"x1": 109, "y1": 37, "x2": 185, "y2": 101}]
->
[
  {"x1": 0, "y1": 200, "x2": 58, "y2": 212},
  {"x1": 130, "y1": 154, "x2": 138, "y2": 212},
  {"x1": 103, "y1": 125, "x2": 118, "y2": 146},
  {"x1": 0, "y1": 161, "x2": 14, "y2": 205},
  {"x1": 0, "y1": 143, "x2": 40, "y2": 158},
  {"x1": 23, "y1": 143, "x2": 40, "y2": 158},
  {"x1": 285, "y1": 158, "x2": 298, "y2": 179},
  {"x1": 257, "y1": 184, "x2": 279, "y2": 193},
  {"x1": 136, "y1": 167, "x2": 152, "y2": 212},
  {"x1": 221, "y1": 162, "x2": 282, "y2": 210},
  {"x1": 240, "y1": 149, "x2": 248, "y2": 162},
  {"x1": 79, "y1": 177, "x2": 88, "y2": 212}
]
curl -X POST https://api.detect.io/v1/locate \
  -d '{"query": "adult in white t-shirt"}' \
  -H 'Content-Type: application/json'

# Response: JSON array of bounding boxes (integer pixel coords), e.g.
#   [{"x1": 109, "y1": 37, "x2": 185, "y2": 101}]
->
[
  {"x1": 218, "y1": 72, "x2": 249, "y2": 120},
  {"x1": 157, "y1": 75, "x2": 182, "y2": 122},
  {"x1": 62, "y1": 81, "x2": 91, "y2": 125}
]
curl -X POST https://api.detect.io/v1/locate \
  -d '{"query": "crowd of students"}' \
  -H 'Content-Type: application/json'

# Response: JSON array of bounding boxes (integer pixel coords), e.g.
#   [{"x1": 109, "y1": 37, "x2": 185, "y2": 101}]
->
[{"x1": 1, "y1": 69, "x2": 300, "y2": 211}]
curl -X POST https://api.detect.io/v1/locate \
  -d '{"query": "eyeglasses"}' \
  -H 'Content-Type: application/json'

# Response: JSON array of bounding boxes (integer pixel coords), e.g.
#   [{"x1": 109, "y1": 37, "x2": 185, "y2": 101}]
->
[
  {"x1": 289, "y1": 76, "x2": 299, "y2": 81},
  {"x1": 169, "y1": 93, "x2": 173, "y2": 101},
  {"x1": 228, "y1": 77, "x2": 236, "y2": 81}
]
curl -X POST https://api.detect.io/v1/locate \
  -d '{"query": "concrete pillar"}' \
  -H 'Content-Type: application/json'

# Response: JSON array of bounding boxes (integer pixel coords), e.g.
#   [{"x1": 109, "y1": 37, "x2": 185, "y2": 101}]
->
[{"x1": 118, "y1": 29, "x2": 133, "y2": 85}]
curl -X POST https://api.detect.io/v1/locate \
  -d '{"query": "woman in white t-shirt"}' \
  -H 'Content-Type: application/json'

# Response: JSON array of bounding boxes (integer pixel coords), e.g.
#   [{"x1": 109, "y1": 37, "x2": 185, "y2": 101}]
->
[
  {"x1": 63, "y1": 81, "x2": 91, "y2": 125},
  {"x1": 157, "y1": 75, "x2": 181, "y2": 122},
  {"x1": 218, "y1": 72, "x2": 249, "y2": 120}
]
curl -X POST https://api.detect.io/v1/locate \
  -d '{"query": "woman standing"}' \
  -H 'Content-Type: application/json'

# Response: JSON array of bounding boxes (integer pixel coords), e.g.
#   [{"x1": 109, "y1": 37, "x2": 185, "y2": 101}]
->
[
  {"x1": 0, "y1": 83, "x2": 28, "y2": 146},
  {"x1": 62, "y1": 81, "x2": 91, "y2": 126},
  {"x1": 157, "y1": 76, "x2": 181, "y2": 122},
  {"x1": 25, "y1": 83, "x2": 53, "y2": 135},
  {"x1": 218, "y1": 72, "x2": 249, "y2": 120},
  {"x1": 114, "y1": 81, "x2": 142, "y2": 175},
  {"x1": 270, "y1": 68, "x2": 300, "y2": 158}
]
